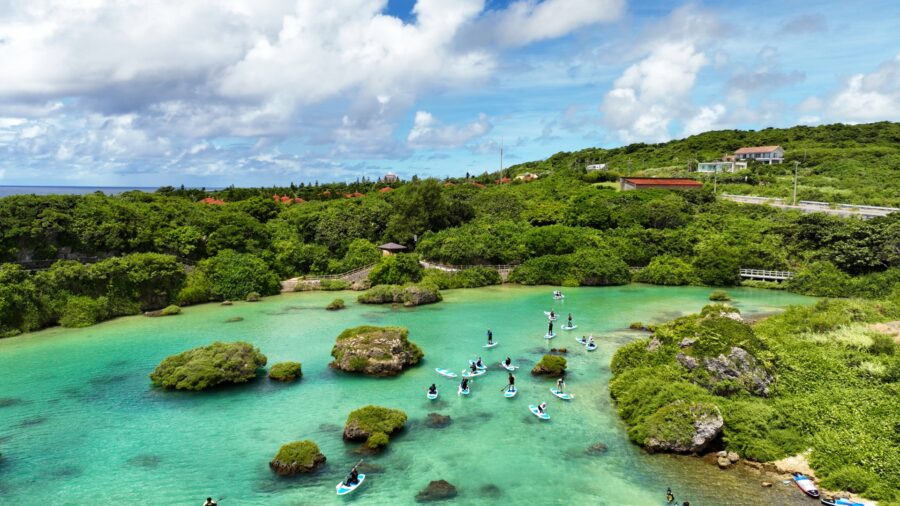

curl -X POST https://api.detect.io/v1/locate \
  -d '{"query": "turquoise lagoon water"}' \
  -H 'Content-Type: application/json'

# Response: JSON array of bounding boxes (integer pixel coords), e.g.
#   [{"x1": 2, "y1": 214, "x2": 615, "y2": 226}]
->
[{"x1": 0, "y1": 285, "x2": 816, "y2": 505}]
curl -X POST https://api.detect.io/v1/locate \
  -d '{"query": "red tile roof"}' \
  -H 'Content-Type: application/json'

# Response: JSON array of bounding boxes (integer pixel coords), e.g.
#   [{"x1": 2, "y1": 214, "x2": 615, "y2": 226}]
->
[
  {"x1": 293, "y1": 197, "x2": 306, "y2": 203},
  {"x1": 734, "y1": 145, "x2": 782, "y2": 154},
  {"x1": 623, "y1": 178, "x2": 703, "y2": 187},
  {"x1": 200, "y1": 197, "x2": 225, "y2": 205},
  {"x1": 379, "y1": 186, "x2": 393, "y2": 193}
]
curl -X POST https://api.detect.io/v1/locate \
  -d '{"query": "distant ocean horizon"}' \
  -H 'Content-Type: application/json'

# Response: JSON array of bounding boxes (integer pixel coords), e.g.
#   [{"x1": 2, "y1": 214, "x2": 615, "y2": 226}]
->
[{"x1": 0, "y1": 185, "x2": 225, "y2": 197}]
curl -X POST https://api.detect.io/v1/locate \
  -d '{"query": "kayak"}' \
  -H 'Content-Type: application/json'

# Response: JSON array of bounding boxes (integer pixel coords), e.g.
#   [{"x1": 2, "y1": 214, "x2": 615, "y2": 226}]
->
[
  {"x1": 435, "y1": 368, "x2": 457, "y2": 378},
  {"x1": 504, "y1": 386, "x2": 517, "y2": 398},
  {"x1": 500, "y1": 361, "x2": 518, "y2": 371},
  {"x1": 427, "y1": 391, "x2": 438, "y2": 400},
  {"x1": 544, "y1": 333, "x2": 556, "y2": 339},
  {"x1": 336, "y1": 473, "x2": 366, "y2": 496},
  {"x1": 483, "y1": 342, "x2": 498, "y2": 348},
  {"x1": 585, "y1": 342, "x2": 597, "y2": 351},
  {"x1": 528, "y1": 404, "x2": 550, "y2": 420},
  {"x1": 550, "y1": 388, "x2": 574, "y2": 400},
  {"x1": 821, "y1": 498, "x2": 864, "y2": 506},
  {"x1": 458, "y1": 386, "x2": 470, "y2": 396},
  {"x1": 792, "y1": 473, "x2": 820, "y2": 499},
  {"x1": 462, "y1": 369, "x2": 486, "y2": 378},
  {"x1": 469, "y1": 360, "x2": 487, "y2": 370},
  {"x1": 561, "y1": 324, "x2": 577, "y2": 330}
]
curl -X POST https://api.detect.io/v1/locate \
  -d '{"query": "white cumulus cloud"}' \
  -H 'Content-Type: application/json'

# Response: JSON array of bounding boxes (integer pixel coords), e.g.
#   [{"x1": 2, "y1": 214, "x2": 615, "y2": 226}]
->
[{"x1": 407, "y1": 111, "x2": 492, "y2": 148}]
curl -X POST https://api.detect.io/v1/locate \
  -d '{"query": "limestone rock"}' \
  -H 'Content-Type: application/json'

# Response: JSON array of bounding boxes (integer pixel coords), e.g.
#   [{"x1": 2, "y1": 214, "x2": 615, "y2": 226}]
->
[
  {"x1": 703, "y1": 347, "x2": 773, "y2": 396},
  {"x1": 330, "y1": 326, "x2": 423, "y2": 377},
  {"x1": 415, "y1": 480, "x2": 458, "y2": 502},
  {"x1": 676, "y1": 352, "x2": 698, "y2": 370},
  {"x1": 717, "y1": 456, "x2": 732, "y2": 468},
  {"x1": 586, "y1": 442, "x2": 609, "y2": 455},
  {"x1": 679, "y1": 338, "x2": 697, "y2": 349},
  {"x1": 425, "y1": 413, "x2": 452, "y2": 429},
  {"x1": 761, "y1": 481, "x2": 772, "y2": 488},
  {"x1": 727, "y1": 451, "x2": 740, "y2": 463},
  {"x1": 646, "y1": 337, "x2": 661, "y2": 351},
  {"x1": 643, "y1": 401, "x2": 723, "y2": 454}
]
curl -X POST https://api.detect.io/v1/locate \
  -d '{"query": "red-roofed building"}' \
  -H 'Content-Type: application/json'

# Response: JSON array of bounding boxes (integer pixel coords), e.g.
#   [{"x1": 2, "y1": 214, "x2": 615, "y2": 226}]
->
[
  {"x1": 496, "y1": 177, "x2": 511, "y2": 184},
  {"x1": 280, "y1": 195, "x2": 291, "y2": 203},
  {"x1": 200, "y1": 197, "x2": 225, "y2": 205},
  {"x1": 734, "y1": 145, "x2": 784, "y2": 164},
  {"x1": 293, "y1": 197, "x2": 306, "y2": 203},
  {"x1": 620, "y1": 177, "x2": 703, "y2": 191},
  {"x1": 379, "y1": 186, "x2": 394, "y2": 193},
  {"x1": 271, "y1": 193, "x2": 280, "y2": 201}
]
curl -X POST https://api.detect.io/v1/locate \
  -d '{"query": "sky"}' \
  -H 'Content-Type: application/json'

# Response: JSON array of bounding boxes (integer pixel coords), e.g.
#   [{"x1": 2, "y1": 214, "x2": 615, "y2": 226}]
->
[{"x1": 0, "y1": 0, "x2": 898, "y2": 187}]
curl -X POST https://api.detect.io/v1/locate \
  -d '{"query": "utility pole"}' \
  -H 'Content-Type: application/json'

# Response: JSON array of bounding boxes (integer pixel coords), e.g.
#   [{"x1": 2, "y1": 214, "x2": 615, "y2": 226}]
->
[
  {"x1": 500, "y1": 138, "x2": 504, "y2": 175},
  {"x1": 792, "y1": 160, "x2": 800, "y2": 206}
]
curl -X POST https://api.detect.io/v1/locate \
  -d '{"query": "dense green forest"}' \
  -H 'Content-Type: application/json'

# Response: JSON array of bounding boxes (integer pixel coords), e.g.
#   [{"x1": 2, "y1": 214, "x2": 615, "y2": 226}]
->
[{"x1": 0, "y1": 121, "x2": 898, "y2": 336}]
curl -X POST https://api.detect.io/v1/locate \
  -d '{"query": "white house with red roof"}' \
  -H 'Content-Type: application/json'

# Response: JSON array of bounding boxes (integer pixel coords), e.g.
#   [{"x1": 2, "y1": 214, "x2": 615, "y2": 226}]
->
[{"x1": 733, "y1": 145, "x2": 784, "y2": 164}]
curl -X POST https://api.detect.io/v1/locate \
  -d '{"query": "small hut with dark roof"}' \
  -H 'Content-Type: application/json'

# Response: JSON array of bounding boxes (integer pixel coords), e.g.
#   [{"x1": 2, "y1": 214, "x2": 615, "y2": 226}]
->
[{"x1": 377, "y1": 242, "x2": 408, "y2": 256}]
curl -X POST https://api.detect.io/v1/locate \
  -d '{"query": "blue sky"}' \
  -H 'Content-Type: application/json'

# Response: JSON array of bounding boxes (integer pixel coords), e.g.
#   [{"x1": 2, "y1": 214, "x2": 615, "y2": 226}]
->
[{"x1": 0, "y1": 0, "x2": 897, "y2": 187}]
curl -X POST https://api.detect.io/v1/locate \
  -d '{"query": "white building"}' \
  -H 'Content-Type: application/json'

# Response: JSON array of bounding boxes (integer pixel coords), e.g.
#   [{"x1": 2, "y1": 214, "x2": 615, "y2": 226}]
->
[
  {"x1": 585, "y1": 163, "x2": 607, "y2": 171},
  {"x1": 697, "y1": 161, "x2": 748, "y2": 173},
  {"x1": 381, "y1": 172, "x2": 399, "y2": 183},
  {"x1": 734, "y1": 146, "x2": 784, "y2": 164}
]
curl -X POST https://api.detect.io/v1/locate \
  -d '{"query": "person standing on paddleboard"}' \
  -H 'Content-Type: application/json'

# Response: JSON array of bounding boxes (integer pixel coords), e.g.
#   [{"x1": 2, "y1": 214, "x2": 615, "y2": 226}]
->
[
  {"x1": 487, "y1": 329, "x2": 493, "y2": 345},
  {"x1": 460, "y1": 377, "x2": 469, "y2": 391},
  {"x1": 507, "y1": 372, "x2": 516, "y2": 392},
  {"x1": 556, "y1": 377, "x2": 565, "y2": 393},
  {"x1": 548, "y1": 320, "x2": 553, "y2": 335},
  {"x1": 567, "y1": 313, "x2": 573, "y2": 327}
]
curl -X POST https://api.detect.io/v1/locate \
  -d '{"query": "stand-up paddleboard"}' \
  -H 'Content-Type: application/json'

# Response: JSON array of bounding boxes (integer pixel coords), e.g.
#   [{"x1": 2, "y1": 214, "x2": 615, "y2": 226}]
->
[
  {"x1": 504, "y1": 386, "x2": 517, "y2": 398},
  {"x1": 553, "y1": 292, "x2": 565, "y2": 300},
  {"x1": 500, "y1": 361, "x2": 518, "y2": 371},
  {"x1": 458, "y1": 386, "x2": 470, "y2": 396},
  {"x1": 543, "y1": 311, "x2": 558, "y2": 321},
  {"x1": 336, "y1": 474, "x2": 366, "y2": 496},
  {"x1": 562, "y1": 324, "x2": 577, "y2": 330},
  {"x1": 462, "y1": 369, "x2": 486, "y2": 378},
  {"x1": 550, "y1": 388, "x2": 574, "y2": 400},
  {"x1": 483, "y1": 342, "x2": 498, "y2": 348},
  {"x1": 544, "y1": 333, "x2": 556, "y2": 339},
  {"x1": 427, "y1": 390, "x2": 439, "y2": 400},
  {"x1": 585, "y1": 342, "x2": 597, "y2": 351},
  {"x1": 529, "y1": 404, "x2": 550, "y2": 420},
  {"x1": 435, "y1": 368, "x2": 457, "y2": 378},
  {"x1": 575, "y1": 337, "x2": 587, "y2": 345},
  {"x1": 469, "y1": 360, "x2": 487, "y2": 370}
]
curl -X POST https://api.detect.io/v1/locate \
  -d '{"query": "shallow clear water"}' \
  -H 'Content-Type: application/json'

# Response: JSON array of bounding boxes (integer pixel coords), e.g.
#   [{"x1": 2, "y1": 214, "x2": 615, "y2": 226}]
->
[{"x1": 0, "y1": 284, "x2": 816, "y2": 505}]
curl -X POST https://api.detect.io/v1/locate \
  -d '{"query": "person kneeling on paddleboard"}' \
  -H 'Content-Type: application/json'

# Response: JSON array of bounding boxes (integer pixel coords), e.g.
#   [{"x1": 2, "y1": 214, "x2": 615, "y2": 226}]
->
[
  {"x1": 476, "y1": 357, "x2": 484, "y2": 368},
  {"x1": 470, "y1": 362, "x2": 478, "y2": 373},
  {"x1": 204, "y1": 498, "x2": 217, "y2": 506},
  {"x1": 556, "y1": 377, "x2": 565, "y2": 393},
  {"x1": 504, "y1": 356, "x2": 512, "y2": 367},
  {"x1": 344, "y1": 465, "x2": 360, "y2": 486},
  {"x1": 537, "y1": 402, "x2": 547, "y2": 414},
  {"x1": 461, "y1": 378, "x2": 469, "y2": 391},
  {"x1": 428, "y1": 384, "x2": 437, "y2": 395}
]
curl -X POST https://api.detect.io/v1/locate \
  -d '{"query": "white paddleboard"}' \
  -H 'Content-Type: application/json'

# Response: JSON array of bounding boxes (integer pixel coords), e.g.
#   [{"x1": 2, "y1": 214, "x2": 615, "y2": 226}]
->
[
  {"x1": 544, "y1": 333, "x2": 556, "y2": 339},
  {"x1": 529, "y1": 404, "x2": 550, "y2": 420},
  {"x1": 483, "y1": 342, "x2": 498, "y2": 348},
  {"x1": 462, "y1": 369, "x2": 485, "y2": 378},
  {"x1": 562, "y1": 324, "x2": 577, "y2": 330},
  {"x1": 500, "y1": 361, "x2": 518, "y2": 371},
  {"x1": 550, "y1": 388, "x2": 574, "y2": 400},
  {"x1": 586, "y1": 343, "x2": 597, "y2": 351},
  {"x1": 427, "y1": 391, "x2": 438, "y2": 400},
  {"x1": 575, "y1": 337, "x2": 587, "y2": 345},
  {"x1": 435, "y1": 368, "x2": 457, "y2": 378},
  {"x1": 458, "y1": 387, "x2": 470, "y2": 396},
  {"x1": 504, "y1": 386, "x2": 517, "y2": 398},
  {"x1": 469, "y1": 360, "x2": 487, "y2": 370},
  {"x1": 336, "y1": 474, "x2": 366, "y2": 496}
]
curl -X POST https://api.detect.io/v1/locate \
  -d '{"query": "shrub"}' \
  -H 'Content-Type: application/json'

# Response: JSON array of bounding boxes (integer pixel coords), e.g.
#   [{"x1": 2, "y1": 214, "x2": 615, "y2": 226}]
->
[
  {"x1": 160, "y1": 305, "x2": 181, "y2": 316},
  {"x1": 198, "y1": 250, "x2": 280, "y2": 301},
  {"x1": 326, "y1": 298, "x2": 345, "y2": 311},
  {"x1": 693, "y1": 237, "x2": 742, "y2": 286},
  {"x1": 532, "y1": 354, "x2": 567, "y2": 376},
  {"x1": 635, "y1": 255, "x2": 699, "y2": 286},
  {"x1": 149, "y1": 341, "x2": 267, "y2": 391},
  {"x1": 59, "y1": 296, "x2": 110, "y2": 328},
  {"x1": 422, "y1": 266, "x2": 502, "y2": 289},
  {"x1": 788, "y1": 261, "x2": 853, "y2": 297},
  {"x1": 344, "y1": 405, "x2": 408, "y2": 449},
  {"x1": 269, "y1": 361, "x2": 302, "y2": 382},
  {"x1": 368, "y1": 253, "x2": 423, "y2": 285},
  {"x1": 629, "y1": 321, "x2": 646, "y2": 330},
  {"x1": 319, "y1": 279, "x2": 350, "y2": 291},
  {"x1": 269, "y1": 440, "x2": 325, "y2": 475},
  {"x1": 245, "y1": 291, "x2": 261, "y2": 302},
  {"x1": 709, "y1": 290, "x2": 731, "y2": 301},
  {"x1": 869, "y1": 333, "x2": 896, "y2": 355}
]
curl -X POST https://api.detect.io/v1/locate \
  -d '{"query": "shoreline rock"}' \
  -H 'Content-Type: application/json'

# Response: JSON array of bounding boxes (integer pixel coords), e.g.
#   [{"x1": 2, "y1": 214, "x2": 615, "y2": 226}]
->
[{"x1": 269, "y1": 440, "x2": 326, "y2": 476}]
